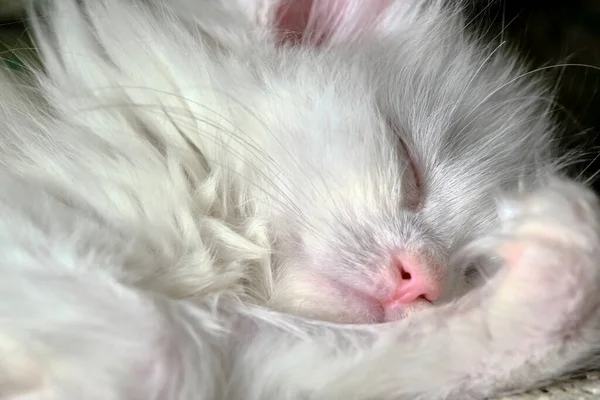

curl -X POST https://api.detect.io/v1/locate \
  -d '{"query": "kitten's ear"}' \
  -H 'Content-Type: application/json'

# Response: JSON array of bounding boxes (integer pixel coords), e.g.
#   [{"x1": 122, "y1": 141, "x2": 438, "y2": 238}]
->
[{"x1": 265, "y1": 0, "x2": 428, "y2": 45}]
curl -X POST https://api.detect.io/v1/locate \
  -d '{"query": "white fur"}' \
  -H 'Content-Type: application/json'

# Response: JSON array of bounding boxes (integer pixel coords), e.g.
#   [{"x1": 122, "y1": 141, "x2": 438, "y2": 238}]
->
[{"x1": 0, "y1": 0, "x2": 599, "y2": 399}]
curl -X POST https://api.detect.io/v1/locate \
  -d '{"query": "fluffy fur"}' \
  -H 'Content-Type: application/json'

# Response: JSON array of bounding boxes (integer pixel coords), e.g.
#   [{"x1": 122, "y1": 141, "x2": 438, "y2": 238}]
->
[{"x1": 1, "y1": 0, "x2": 599, "y2": 399}]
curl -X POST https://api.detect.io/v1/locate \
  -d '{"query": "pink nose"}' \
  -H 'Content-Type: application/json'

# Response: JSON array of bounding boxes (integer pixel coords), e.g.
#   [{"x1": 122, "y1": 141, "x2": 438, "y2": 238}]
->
[{"x1": 381, "y1": 255, "x2": 442, "y2": 309}]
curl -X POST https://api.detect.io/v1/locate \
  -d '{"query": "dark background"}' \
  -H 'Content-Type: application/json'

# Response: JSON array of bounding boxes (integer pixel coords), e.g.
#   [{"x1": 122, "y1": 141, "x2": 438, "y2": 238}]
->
[
  {"x1": 1, "y1": 1, "x2": 599, "y2": 189},
  {"x1": 467, "y1": 0, "x2": 600, "y2": 191}
]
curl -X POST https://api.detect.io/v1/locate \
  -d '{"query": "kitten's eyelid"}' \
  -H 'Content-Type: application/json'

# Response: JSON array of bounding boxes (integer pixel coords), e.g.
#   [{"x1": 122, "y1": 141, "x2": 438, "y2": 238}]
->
[{"x1": 396, "y1": 134, "x2": 423, "y2": 210}]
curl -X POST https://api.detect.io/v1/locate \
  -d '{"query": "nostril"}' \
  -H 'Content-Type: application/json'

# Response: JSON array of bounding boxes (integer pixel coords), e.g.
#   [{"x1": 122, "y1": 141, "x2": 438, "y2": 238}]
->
[{"x1": 400, "y1": 267, "x2": 411, "y2": 280}]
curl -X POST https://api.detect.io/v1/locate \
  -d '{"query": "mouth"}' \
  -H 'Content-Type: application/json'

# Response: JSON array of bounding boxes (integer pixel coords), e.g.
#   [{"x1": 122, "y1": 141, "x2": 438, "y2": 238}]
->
[
  {"x1": 324, "y1": 278, "x2": 433, "y2": 324},
  {"x1": 380, "y1": 297, "x2": 433, "y2": 322},
  {"x1": 323, "y1": 270, "x2": 441, "y2": 323}
]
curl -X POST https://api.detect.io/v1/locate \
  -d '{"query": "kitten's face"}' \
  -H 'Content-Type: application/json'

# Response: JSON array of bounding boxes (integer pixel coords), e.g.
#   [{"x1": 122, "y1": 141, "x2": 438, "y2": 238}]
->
[{"x1": 200, "y1": 0, "x2": 555, "y2": 323}]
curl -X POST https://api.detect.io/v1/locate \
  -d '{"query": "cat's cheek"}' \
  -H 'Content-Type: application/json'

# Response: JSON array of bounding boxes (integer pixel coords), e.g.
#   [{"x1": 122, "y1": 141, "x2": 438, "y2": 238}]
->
[{"x1": 268, "y1": 268, "x2": 384, "y2": 324}]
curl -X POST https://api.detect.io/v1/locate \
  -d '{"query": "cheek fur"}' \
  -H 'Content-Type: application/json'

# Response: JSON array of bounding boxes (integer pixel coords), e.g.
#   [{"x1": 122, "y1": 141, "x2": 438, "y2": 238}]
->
[{"x1": 269, "y1": 267, "x2": 385, "y2": 323}]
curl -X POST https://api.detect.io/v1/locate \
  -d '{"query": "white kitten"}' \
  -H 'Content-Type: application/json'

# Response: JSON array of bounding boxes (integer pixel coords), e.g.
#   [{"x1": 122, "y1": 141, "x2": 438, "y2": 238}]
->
[{"x1": 0, "y1": 0, "x2": 599, "y2": 399}]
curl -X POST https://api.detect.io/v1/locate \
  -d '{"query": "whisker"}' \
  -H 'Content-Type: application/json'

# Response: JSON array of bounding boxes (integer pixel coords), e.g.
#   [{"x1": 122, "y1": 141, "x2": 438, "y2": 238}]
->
[
  {"x1": 447, "y1": 40, "x2": 507, "y2": 134},
  {"x1": 576, "y1": 152, "x2": 600, "y2": 182},
  {"x1": 70, "y1": 101, "x2": 329, "y2": 242},
  {"x1": 80, "y1": 84, "x2": 327, "y2": 211},
  {"x1": 583, "y1": 166, "x2": 600, "y2": 187},
  {"x1": 446, "y1": 94, "x2": 560, "y2": 152},
  {"x1": 457, "y1": 63, "x2": 600, "y2": 132},
  {"x1": 6, "y1": 33, "x2": 340, "y2": 217}
]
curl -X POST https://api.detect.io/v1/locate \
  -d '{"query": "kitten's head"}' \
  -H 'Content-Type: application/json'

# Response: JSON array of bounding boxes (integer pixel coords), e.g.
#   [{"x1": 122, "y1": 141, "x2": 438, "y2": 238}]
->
[
  {"x1": 194, "y1": 0, "x2": 557, "y2": 324},
  {"x1": 118, "y1": 0, "x2": 558, "y2": 323},
  {"x1": 210, "y1": 0, "x2": 551, "y2": 322},
  {"x1": 184, "y1": 0, "x2": 559, "y2": 323}
]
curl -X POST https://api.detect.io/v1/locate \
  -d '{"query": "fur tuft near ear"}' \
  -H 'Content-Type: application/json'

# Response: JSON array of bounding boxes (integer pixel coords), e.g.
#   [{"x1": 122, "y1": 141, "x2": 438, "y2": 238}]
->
[
  {"x1": 271, "y1": 0, "x2": 426, "y2": 45},
  {"x1": 152, "y1": 0, "x2": 431, "y2": 47}
]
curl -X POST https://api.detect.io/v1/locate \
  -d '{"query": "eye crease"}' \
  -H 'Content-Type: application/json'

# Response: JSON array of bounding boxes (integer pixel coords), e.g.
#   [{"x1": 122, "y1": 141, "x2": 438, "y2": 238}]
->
[{"x1": 397, "y1": 136, "x2": 423, "y2": 211}]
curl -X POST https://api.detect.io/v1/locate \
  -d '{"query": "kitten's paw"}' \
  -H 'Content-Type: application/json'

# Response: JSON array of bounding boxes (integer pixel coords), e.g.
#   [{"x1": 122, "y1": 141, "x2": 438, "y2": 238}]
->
[{"x1": 489, "y1": 179, "x2": 600, "y2": 340}]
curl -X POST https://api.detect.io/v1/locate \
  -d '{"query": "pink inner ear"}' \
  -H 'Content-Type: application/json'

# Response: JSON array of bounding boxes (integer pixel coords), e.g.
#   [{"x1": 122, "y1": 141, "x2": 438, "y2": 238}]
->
[
  {"x1": 274, "y1": 0, "x2": 392, "y2": 45},
  {"x1": 275, "y1": 0, "x2": 314, "y2": 44}
]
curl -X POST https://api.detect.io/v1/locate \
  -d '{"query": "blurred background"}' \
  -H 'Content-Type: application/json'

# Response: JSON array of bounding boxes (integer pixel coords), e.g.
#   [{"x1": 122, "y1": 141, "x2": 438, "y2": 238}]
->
[{"x1": 0, "y1": 0, "x2": 599, "y2": 189}]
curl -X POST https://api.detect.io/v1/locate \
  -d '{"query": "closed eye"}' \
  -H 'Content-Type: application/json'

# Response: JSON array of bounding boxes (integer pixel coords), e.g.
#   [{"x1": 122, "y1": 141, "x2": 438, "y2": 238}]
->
[{"x1": 397, "y1": 136, "x2": 423, "y2": 211}]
